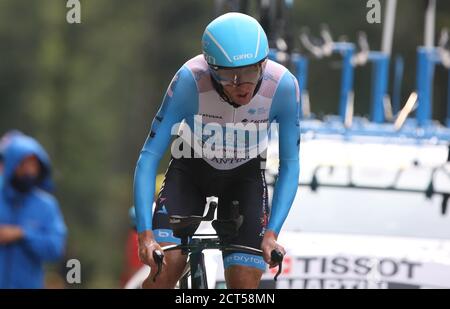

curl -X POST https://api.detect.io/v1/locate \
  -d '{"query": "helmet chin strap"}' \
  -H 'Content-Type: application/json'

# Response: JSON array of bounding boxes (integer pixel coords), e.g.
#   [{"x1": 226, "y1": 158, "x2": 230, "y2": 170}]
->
[{"x1": 210, "y1": 74, "x2": 263, "y2": 109}]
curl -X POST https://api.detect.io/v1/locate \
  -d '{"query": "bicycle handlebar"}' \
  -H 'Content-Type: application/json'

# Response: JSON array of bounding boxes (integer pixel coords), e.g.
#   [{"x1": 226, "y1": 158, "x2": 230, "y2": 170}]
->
[
  {"x1": 153, "y1": 201, "x2": 284, "y2": 285},
  {"x1": 152, "y1": 241, "x2": 284, "y2": 284},
  {"x1": 152, "y1": 250, "x2": 164, "y2": 282},
  {"x1": 271, "y1": 249, "x2": 284, "y2": 281}
]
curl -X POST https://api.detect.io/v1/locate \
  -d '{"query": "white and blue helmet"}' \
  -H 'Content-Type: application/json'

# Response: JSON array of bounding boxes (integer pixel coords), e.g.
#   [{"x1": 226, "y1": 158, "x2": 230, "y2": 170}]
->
[{"x1": 202, "y1": 13, "x2": 269, "y2": 68}]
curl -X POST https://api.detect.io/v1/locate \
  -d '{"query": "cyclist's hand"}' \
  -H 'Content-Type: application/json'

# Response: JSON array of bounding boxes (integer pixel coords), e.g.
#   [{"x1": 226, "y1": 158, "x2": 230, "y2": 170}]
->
[
  {"x1": 261, "y1": 230, "x2": 286, "y2": 268},
  {"x1": 138, "y1": 230, "x2": 164, "y2": 269}
]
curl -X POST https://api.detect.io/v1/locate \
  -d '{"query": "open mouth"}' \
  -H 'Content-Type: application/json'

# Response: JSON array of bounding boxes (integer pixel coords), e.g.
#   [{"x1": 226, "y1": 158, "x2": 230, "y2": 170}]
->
[{"x1": 237, "y1": 92, "x2": 250, "y2": 99}]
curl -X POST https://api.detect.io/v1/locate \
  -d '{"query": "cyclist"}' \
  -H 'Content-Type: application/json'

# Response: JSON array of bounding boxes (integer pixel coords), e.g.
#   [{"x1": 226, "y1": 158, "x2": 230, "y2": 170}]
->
[{"x1": 134, "y1": 12, "x2": 300, "y2": 289}]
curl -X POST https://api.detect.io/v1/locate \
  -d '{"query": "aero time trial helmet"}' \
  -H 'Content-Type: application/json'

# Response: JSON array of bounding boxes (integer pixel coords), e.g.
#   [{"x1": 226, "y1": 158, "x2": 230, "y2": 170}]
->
[{"x1": 202, "y1": 12, "x2": 269, "y2": 68}]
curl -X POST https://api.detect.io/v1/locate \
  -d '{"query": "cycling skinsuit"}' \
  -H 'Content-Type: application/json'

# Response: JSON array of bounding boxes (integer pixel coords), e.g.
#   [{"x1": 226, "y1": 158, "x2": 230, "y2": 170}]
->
[{"x1": 134, "y1": 55, "x2": 300, "y2": 271}]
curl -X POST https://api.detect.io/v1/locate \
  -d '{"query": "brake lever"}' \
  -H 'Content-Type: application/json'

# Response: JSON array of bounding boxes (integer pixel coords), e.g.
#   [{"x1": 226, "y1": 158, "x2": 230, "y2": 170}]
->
[
  {"x1": 152, "y1": 250, "x2": 165, "y2": 282},
  {"x1": 271, "y1": 250, "x2": 284, "y2": 281}
]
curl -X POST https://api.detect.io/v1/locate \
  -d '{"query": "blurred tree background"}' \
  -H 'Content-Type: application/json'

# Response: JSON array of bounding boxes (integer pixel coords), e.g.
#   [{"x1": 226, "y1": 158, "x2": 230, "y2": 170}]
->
[{"x1": 0, "y1": 0, "x2": 448, "y2": 287}]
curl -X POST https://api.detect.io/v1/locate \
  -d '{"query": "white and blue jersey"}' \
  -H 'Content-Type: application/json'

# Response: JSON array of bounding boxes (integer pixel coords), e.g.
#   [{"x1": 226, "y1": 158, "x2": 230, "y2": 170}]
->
[{"x1": 134, "y1": 55, "x2": 300, "y2": 237}]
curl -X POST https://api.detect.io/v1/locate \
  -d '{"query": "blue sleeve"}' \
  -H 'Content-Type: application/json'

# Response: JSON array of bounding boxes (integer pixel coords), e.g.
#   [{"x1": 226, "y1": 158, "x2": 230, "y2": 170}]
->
[
  {"x1": 22, "y1": 197, "x2": 67, "y2": 262},
  {"x1": 268, "y1": 71, "x2": 301, "y2": 235},
  {"x1": 133, "y1": 66, "x2": 198, "y2": 233}
]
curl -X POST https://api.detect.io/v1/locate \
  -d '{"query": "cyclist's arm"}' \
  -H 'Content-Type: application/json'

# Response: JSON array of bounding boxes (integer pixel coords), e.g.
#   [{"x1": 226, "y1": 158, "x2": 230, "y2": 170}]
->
[
  {"x1": 134, "y1": 66, "x2": 198, "y2": 233},
  {"x1": 267, "y1": 71, "x2": 301, "y2": 235}
]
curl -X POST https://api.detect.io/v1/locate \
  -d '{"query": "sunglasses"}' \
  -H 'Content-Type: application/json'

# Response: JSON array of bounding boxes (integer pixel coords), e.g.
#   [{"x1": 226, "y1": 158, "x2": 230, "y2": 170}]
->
[{"x1": 209, "y1": 60, "x2": 266, "y2": 87}]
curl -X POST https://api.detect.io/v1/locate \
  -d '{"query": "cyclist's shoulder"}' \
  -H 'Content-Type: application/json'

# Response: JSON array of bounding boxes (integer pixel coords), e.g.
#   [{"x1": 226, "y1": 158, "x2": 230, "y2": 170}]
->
[
  {"x1": 260, "y1": 60, "x2": 292, "y2": 99},
  {"x1": 166, "y1": 56, "x2": 206, "y2": 95},
  {"x1": 265, "y1": 60, "x2": 296, "y2": 84},
  {"x1": 266, "y1": 62, "x2": 299, "y2": 113},
  {"x1": 180, "y1": 55, "x2": 214, "y2": 93},
  {"x1": 182, "y1": 54, "x2": 210, "y2": 78}
]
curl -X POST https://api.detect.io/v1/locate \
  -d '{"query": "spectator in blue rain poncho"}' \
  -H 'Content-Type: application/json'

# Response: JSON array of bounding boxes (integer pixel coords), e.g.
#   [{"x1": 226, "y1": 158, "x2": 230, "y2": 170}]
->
[{"x1": 0, "y1": 134, "x2": 67, "y2": 288}]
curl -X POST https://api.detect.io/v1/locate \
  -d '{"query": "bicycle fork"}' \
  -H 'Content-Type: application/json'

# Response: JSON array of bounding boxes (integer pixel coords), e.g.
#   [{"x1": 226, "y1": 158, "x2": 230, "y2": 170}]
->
[{"x1": 189, "y1": 250, "x2": 208, "y2": 289}]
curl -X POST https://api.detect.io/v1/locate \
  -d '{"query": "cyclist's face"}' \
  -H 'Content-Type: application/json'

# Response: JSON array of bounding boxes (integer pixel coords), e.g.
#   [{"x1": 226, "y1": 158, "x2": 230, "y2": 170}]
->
[
  {"x1": 223, "y1": 83, "x2": 257, "y2": 106},
  {"x1": 210, "y1": 60, "x2": 266, "y2": 106}
]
